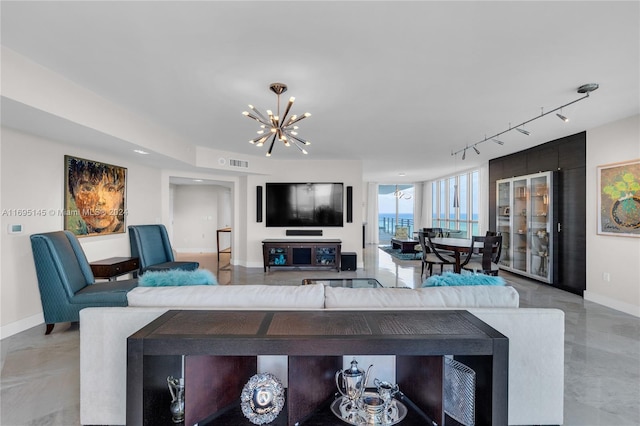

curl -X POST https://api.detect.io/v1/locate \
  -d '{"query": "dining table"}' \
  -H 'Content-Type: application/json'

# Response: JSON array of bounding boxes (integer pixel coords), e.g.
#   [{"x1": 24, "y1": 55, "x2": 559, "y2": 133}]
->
[{"x1": 429, "y1": 237, "x2": 478, "y2": 273}]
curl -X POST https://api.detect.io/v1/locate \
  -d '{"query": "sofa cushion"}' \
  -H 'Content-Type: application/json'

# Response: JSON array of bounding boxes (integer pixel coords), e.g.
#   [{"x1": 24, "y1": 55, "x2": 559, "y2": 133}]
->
[
  {"x1": 127, "y1": 283, "x2": 326, "y2": 309},
  {"x1": 324, "y1": 285, "x2": 519, "y2": 309},
  {"x1": 139, "y1": 269, "x2": 217, "y2": 286}
]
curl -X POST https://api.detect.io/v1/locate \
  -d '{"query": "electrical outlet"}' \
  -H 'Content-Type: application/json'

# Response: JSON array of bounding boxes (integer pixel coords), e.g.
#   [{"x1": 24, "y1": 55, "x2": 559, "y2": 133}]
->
[{"x1": 602, "y1": 272, "x2": 611, "y2": 282}]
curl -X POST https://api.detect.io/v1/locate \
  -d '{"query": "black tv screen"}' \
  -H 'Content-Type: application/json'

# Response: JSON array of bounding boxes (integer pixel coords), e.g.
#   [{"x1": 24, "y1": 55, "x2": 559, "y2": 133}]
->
[{"x1": 266, "y1": 183, "x2": 344, "y2": 227}]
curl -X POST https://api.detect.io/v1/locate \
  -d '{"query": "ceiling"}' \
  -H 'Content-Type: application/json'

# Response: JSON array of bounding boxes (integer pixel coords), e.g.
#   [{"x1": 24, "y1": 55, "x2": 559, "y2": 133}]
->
[{"x1": 1, "y1": 1, "x2": 639, "y2": 183}]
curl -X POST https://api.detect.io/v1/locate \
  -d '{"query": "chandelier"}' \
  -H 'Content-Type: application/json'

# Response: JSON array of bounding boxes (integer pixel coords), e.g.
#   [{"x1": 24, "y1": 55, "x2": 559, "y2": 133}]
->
[{"x1": 242, "y1": 83, "x2": 311, "y2": 157}]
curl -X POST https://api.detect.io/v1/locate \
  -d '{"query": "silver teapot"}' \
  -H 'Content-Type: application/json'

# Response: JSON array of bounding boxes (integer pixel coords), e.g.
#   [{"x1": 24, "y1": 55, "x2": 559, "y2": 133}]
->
[
  {"x1": 335, "y1": 358, "x2": 373, "y2": 403},
  {"x1": 167, "y1": 376, "x2": 185, "y2": 423}
]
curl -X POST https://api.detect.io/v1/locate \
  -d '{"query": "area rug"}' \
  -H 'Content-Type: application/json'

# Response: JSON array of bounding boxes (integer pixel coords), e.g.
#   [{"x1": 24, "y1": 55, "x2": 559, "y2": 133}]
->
[{"x1": 379, "y1": 245, "x2": 422, "y2": 261}]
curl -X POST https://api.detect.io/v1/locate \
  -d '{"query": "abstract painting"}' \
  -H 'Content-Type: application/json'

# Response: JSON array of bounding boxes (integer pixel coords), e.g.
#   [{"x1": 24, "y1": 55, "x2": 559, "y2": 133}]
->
[
  {"x1": 597, "y1": 159, "x2": 640, "y2": 237},
  {"x1": 64, "y1": 155, "x2": 127, "y2": 236}
]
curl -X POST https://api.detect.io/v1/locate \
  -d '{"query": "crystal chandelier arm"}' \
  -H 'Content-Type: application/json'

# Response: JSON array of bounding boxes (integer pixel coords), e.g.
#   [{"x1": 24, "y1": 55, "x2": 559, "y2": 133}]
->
[
  {"x1": 286, "y1": 112, "x2": 311, "y2": 126},
  {"x1": 280, "y1": 97, "x2": 295, "y2": 126},
  {"x1": 291, "y1": 141, "x2": 308, "y2": 154},
  {"x1": 249, "y1": 134, "x2": 270, "y2": 145},
  {"x1": 266, "y1": 134, "x2": 277, "y2": 157},
  {"x1": 285, "y1": 131, "x2": 311, "y2": 145},
  {"x1": 242, "y1": 111, "x2": 270, "y2": 127},
  {"x1": 248, "y1": 105, "x2": 269, "y2": 123}
]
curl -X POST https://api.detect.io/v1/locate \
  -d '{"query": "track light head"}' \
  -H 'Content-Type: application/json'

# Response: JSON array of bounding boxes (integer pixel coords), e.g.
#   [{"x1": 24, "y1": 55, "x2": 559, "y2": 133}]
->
[
  {"x1": 473, "y1": 145, "x2": 480, "y2": 155},
  {"x1": 462, "y1": 149, "x2": 466, "y2": 160},
  {"x1": 492, "y1": 138, "x2": 504, "y2": 145},
  {"x1": 516, "y1": 127, "x2": 530, "y2": 136},
  {"x1": 556, "y1": 113, "x2": 569, "y2": 122},
  {"x1": 577, "y1": 83, "x2": 599, "y2": 94}
]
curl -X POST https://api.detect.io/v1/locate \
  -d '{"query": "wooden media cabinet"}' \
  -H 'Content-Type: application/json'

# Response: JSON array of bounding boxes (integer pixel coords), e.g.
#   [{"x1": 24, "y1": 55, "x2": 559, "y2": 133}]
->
[{"x1": 262, "y1": 239, "x2": 342, "y2": 272}]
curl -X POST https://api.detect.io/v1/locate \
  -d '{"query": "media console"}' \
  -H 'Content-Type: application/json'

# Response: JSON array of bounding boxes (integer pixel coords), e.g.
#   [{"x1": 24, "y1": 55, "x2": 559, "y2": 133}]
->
[{"x1": 262, "y1": 239, "x2": 341, "y2": 272}]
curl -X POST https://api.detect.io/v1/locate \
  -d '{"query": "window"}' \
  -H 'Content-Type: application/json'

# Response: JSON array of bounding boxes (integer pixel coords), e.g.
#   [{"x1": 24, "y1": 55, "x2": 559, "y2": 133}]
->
[
  {"x1": 432, "y1": 170, "x2": 480, "y2": 238},
  {"x1": 378, "y1": 184, "x2": 414, "y2": 242}
]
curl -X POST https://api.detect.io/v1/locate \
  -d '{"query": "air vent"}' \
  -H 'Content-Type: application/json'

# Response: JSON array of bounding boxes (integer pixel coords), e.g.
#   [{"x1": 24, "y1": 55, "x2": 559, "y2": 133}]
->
[{"x1": 229, "y1": 159, "x2": 249, "y2": 168}]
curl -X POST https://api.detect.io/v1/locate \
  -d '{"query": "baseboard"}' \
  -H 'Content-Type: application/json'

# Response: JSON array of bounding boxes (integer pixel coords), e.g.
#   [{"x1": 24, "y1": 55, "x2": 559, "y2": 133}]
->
[
  {"x1": 1, "y1": 312, "x2": 44, "y2": 340},
  {"x1": 174, "y1": 248, "x2": 217, "y2": 254},
  {"x1": 584, "y1": 291, "x2": 640, "y2": 317}
]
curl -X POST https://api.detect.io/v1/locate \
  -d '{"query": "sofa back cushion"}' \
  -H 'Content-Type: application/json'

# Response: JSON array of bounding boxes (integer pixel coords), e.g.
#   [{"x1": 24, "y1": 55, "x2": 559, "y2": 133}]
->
[
  {"x1": 127, "y1": 283, "x2": 325, "y2": 309},
  {"x1": 324, "y1": 285, "x2": 519, "y2": 309}
]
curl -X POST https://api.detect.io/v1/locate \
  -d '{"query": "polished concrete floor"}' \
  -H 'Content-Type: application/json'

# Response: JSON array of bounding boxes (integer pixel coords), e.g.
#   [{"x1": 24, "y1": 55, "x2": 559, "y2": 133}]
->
[{"x1": 1, "y1": 246, "x2": 639, "y2": 425}]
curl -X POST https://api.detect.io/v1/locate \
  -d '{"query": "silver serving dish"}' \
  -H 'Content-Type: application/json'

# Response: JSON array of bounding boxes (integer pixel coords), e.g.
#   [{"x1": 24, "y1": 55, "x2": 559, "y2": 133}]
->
[
  {"x1": 330, "y1": 391, "x2": 408, "y2": 425},
  {"x1": 240, "y1": 373, "x2": 285, "y2": 425}
]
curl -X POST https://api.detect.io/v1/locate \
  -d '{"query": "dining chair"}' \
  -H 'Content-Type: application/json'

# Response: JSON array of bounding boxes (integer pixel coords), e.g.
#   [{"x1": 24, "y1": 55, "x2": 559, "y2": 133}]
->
[
  {"x1": 460, "y1": 235, "x2": 503, "y2": 276},
  {"x1": 413, "y1": 227, "x2": 446, "y2": 261},
  {"x1": 418, "y1": 230, "x2": 456, "y2": 277}
]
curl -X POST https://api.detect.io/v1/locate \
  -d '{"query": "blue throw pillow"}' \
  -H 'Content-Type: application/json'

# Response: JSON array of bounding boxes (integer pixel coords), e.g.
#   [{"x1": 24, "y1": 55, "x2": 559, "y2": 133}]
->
[
  {"x1": 139, "y1": 269, "x2": 218, "y2": 287},
  {"x1": 422, "y1": 271, "x2": 505, "y2": 287}
]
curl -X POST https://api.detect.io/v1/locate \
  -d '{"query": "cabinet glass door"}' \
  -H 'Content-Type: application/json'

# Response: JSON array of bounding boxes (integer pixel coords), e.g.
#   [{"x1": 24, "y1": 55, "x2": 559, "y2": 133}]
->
[
  {"x1": 268, "y1": 246, "x2": 288, "y2": 266},
  {"x1": 496, "y1": 181, "x2": 511, "y2": 268},
  {"x1": 512, "y1": 178, "x2": 528, "y2": 273},
  {"x1": 529, "y1": 175, "x2": 551, "y2": 280}
]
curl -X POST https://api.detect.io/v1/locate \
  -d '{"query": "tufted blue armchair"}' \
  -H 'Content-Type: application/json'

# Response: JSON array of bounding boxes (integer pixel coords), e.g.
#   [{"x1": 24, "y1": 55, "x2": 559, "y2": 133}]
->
[
  {"x1": 128, "y1": 224, "x2": 199, "y2": 274},
  {"x1": 30, "y1": 231, "x2": 138, "y2": 334}
]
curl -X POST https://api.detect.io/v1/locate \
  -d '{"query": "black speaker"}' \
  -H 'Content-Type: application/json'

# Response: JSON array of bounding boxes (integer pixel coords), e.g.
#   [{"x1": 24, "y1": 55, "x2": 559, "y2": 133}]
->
[
  {"x1": 341, "y1": 252, "x2": 357, "y2": 271},
  {"x1": 346, "y1": 186, "x2": 353, "y2": 223},
  {"x1": 286, "y1": 229, "x2": 323, "y2": 236},
  {"x1": 256, "y1": 186, "x2": 263, "y2": 223}
]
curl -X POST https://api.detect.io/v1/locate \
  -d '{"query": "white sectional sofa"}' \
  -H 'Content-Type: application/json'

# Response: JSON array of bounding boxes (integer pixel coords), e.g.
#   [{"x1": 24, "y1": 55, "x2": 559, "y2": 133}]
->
[{"x1": 80, "y1": 283, "x2": 564, "y2": 425}]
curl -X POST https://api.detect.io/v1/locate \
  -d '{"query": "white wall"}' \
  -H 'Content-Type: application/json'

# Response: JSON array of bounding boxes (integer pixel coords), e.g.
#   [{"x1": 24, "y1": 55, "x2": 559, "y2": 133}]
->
[
  {"x1": 585, "y1": 114, "x2": 640, "y2": 317},
  {"x1": 243, "y1": 159, "x2": 364, "y2": 268},
  {"x1": 0, "y1": 127, "x2": 163, "y2": 337},
  {"x1": 172, "y1": 184, "x2": 232, "y2": 253}
]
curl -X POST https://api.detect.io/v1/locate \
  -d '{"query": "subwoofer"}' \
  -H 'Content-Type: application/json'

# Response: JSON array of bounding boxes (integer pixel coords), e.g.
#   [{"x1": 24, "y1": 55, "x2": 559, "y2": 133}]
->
[{"x1": 341, "y1": 252, "x2": 357, "y2": 271}]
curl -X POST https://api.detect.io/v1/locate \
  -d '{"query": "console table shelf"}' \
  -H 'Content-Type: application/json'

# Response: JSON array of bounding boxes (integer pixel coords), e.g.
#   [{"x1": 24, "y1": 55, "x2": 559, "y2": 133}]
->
[
  {"x1": 262, "y1": 239, "x2": 342, "y2": 272},
  {"x1": 127, "y1": 310, "x2": 508, "y2": 426}
]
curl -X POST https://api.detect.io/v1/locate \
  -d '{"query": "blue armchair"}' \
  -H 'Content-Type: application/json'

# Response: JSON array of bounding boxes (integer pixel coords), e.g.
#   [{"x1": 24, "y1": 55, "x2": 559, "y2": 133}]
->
[
  {"x1": 128, "y1": 224, "x2": 199, "y2": 274},
  {"x1": 30, "y1": 231, "x2": 138, "y2": 334}
]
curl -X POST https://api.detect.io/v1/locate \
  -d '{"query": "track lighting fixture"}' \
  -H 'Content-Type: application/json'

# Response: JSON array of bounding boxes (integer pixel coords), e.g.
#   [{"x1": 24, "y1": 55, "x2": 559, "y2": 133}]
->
[
  {"x1": 556, "y1": 108, "x2": 569, "y2": 122},
  {"x1": 452, "y1": 83, "x2": 599, "y2": 158}
]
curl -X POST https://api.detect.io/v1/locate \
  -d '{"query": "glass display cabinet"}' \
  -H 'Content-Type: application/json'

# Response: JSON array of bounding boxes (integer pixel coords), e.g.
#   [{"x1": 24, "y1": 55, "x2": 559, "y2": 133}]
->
[{"x1": 496, "y1": 171, "x2": 556, "y2": 283}]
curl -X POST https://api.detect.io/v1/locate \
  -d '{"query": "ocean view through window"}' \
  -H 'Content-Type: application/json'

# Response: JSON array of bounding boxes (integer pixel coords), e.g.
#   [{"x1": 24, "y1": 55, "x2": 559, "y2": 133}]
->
[
  {"x1": 432, "y1": 170, "x2": 480, "y2": 238},
  {"x1": 378, "y1": 185, "x2": 414, "y2": 242}
]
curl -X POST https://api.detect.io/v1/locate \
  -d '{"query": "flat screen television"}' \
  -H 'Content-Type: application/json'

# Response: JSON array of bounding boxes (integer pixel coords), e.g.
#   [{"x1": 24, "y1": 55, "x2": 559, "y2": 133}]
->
[{"x1": 266, "y1": 182, "x2": 344, "y2": 227}]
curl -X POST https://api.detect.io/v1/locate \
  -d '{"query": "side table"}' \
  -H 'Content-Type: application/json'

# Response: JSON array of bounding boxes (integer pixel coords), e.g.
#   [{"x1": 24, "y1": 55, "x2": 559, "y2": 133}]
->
[
  {"x1": 89, "y1": 257, "x2": 139, "y2": 281},
  {"x1": 216, "y1": 227, "x2": 231, "y2": 265}
]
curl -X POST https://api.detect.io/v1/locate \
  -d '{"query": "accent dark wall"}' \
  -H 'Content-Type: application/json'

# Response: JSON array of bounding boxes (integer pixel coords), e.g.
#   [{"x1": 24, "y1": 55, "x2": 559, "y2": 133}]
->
[{"x1": 489, "y1": 132, "x2": 586, "y2": 295}]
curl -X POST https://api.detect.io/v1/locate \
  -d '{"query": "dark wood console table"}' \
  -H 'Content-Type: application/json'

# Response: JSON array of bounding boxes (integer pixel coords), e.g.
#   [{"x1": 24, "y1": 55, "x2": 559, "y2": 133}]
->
[
  {"x1": 89, "y1": 256, "x2": 139, "y2": 281},
  {"x1": 127, "y1": 309, "x2": 508, "y2": 425},
  {"x1": 262, "y1": 239, "x2": 341, "y2": 272}
]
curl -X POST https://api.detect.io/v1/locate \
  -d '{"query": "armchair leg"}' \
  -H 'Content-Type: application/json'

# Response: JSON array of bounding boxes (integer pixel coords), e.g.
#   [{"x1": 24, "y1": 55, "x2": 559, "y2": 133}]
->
[{"x1": 45, "y1": 323, "x2": 54, "y2": 335}]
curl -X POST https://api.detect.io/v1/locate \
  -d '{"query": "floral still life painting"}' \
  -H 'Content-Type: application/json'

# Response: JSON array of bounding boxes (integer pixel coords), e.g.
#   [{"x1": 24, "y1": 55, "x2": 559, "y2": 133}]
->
[
  {"x1": 597, "y1": 159, "x2": 640, "y2": 237},
  {"x1": 64, "y1": 155, "x2": 127, "y2": 237}
]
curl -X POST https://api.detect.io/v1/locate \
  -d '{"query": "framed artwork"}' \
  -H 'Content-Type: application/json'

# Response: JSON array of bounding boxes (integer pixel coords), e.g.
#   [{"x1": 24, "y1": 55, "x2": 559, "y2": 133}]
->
[
  {"x1": 597, "y1": 158, "x2": 640, "y2": 237},
  {"x1": 64, "y1": 155, "x2": 127, "y2": 237}
]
